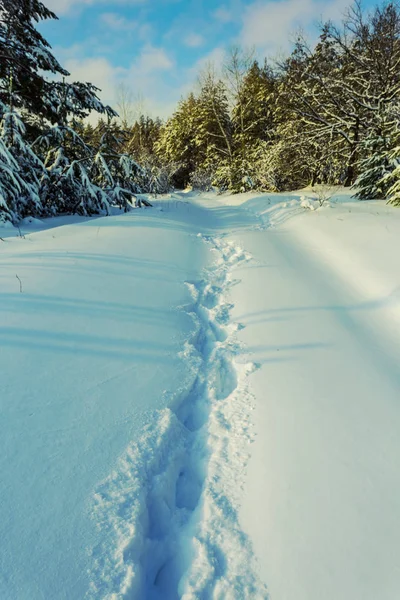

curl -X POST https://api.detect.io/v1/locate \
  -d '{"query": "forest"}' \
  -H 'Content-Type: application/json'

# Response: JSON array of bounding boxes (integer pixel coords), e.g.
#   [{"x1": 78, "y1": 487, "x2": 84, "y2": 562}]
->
[{"x1": 1, "y1": 0, "x2": 400, "y2": 224}]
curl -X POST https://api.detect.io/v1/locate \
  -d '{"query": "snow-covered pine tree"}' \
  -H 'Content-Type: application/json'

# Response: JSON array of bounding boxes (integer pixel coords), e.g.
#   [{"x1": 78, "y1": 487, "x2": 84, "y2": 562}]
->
[
  {"x1": 276, "y1": 29, "x2": 362, "y2": 188},
  {"x1": 127, "y1": 115, "x2": 163, "y2": 162},
  {"x1": 124, "y1": 115, "x2": 171, "y2": 194},
  {"x1": 48, "y1": 80, "x2": 116, "y2": 123},
  {"x1": 0, "y1": 107, "x2": 24, "y2": 223},
  {"x1": 0, "y1": 0, "x2": 68, "y2": 121},
  {"x1": 33, "y1": 79, "x2": 120, "y2": 216},
  {"x1": 0, "y1": 108, "x2": 46, "y2": 217},
  {"x1": 229, "y1": 58, "x2": 276, "y2": 192},
  {"x1": 383, "y1": 161, "x2": 400, "y2": 207},
  {"x1": 326, "y1": 3, "x2": 400, "y2": 187},
  {"x1": 35, "y1": 122, "x2": 109, "y2": 216},
  {"x1": 378, "y1": 117, "x2": 400, "y2": 206},
  {"x1": 155, "y1": 93, "x2": 202, "y2": 187},
  {"x1": 349, "y1": 3, "x2": 400, "y2": 200},
  {"x1": 196, "y1": 72, "x2": 233, "y2": 190},
  {"x1": 90, "y1": 118, "x2": 144, "y2": 210},
  {"x1": 0, "y1": 0, "x2": 156, "y2": 220},
  {"x1": 353, "y1": 129, "x2": 396, "y2": 200}
]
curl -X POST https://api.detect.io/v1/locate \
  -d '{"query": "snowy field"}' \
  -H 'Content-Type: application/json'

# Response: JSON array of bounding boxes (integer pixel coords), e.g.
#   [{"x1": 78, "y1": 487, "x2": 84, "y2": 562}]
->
[{"x1": 1, "y1": 189, "x2": 400, "y2": 599}]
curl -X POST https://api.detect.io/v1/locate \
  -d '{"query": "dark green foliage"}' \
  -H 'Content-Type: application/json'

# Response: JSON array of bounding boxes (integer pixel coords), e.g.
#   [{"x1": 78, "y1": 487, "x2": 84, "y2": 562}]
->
[
  {"x1": 0, "y1": 1, "x2": 155, "y2": 223},
  {"x1": 4, "y1": 0, "x2": 400, "y2": 219}
]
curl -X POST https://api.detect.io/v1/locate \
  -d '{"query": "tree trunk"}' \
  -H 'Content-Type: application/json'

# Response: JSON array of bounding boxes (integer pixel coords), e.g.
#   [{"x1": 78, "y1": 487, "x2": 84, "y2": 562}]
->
[
  {"x1": 344, "y1": 147, "x2": 357, "y2": 187},
  {"x1": 344, "y1": 120, "x2": 360, "y2": 187}
]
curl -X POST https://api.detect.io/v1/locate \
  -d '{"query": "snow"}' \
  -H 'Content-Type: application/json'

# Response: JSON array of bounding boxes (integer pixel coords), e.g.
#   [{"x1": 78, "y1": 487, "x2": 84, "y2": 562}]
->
[
  {"x1": 88, "y1": 233, "x2": 265, "y2": 599},
  {"x1": 0, "y1": 205, "x2": 208, "y2": 599},
  {"x1": 216, "y1": 189, "x2": 400, "y2": 600},
  {"x1": 1, "y1": 189, "x2": 400, "y2": 599}
]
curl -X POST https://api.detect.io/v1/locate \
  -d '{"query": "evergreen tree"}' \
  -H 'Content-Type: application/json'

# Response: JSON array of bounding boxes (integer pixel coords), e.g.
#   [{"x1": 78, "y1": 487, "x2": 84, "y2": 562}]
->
[
  {"x1": 0, "y1": 0, "x2": 67, "y2": 120},
  {"x1": 230, "y1": 60, "x2": 277, "y2": 191},
  {"x1": 127, "y1": 115, "x2": 163, "y2": 161},
  {"x1": 197, "y1": 73, "x2": 232, "y2": 168},
  {"x1": 0, "y1": 125, "x2": 26, "y2": 223},
  {"x1": 353, "y1": 128, "x2": 396, "y2": 200},
  {"x1": 0, "y1": 108, "x2": 45, "y2": 217},
  {"x1": 90, "y1": 118, "x2": 144, "y2": 210},
  {"x1": 350, "y1": 2, "x2": 400, "y2": 198},
  {"x1": 276, "y1": 30, "x2": 362, "y2": 187},
  {"x1": 156, "y1": 93, "x2": 202, "y2": 187},
  {"x1": 233, "y1": 60, "x2": 275, "y2": 147},
  {"x1": 379, "y1": 119, "x2": 400, "y2": 206},
  {"x1": 0, "y1": 2, "x2": 157, "y2": 222},
  {"x1": 34, "y1": 122, "x2": 107, "y2": 216}
]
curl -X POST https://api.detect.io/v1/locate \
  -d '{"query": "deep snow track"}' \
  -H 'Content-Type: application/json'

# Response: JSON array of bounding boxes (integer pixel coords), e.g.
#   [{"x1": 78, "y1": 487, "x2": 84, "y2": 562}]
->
[{"x1": 88, "y1": 231, "x2": 267, "y2": 599}]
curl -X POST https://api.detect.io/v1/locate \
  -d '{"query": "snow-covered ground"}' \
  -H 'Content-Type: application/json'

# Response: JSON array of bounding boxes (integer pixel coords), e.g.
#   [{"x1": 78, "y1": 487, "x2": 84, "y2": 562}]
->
[{"x1": 1, "y1": 189, "x2": 400, "y2": 599}]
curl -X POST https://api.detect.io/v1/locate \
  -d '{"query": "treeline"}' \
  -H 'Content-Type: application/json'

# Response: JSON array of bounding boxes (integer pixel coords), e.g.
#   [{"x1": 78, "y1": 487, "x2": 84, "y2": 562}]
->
[
  {"x1": 109, "y1": 0, "x2": 400, "y2": 205},
  {"x1": 2, "y1": 1, "x2": 400, "y2": 226},
  {"x1": 0, "y1": 1, "x2": 166, "y2": 225}
]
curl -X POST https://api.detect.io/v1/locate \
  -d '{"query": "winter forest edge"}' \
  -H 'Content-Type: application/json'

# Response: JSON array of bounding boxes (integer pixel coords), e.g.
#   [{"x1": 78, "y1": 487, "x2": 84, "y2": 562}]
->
[{"x1": 2, "y1": 0, "x2": 400, "y2": 225}]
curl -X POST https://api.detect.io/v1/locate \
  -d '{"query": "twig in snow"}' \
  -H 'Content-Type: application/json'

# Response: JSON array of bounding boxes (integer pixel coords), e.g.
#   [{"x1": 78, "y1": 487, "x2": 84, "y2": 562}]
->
[
  {"x1": 17, "y1": 225, "x2": 25, "y2": 239},
  {"x1": 311, "y1": 184, "x2": 334, "y2": 207},
  {"x1": 16, "y1": 274, "x2": 23, "y2": 293}
]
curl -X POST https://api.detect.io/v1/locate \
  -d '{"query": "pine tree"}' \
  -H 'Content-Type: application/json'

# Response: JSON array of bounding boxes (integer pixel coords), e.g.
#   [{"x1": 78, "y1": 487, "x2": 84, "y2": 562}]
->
[
  {"x1": 353, "y1": 129, "x2": 396, "y2": 200},
  {"x1": 156, "y1": 93, "x2": 202, "y2": 187},
  {"x1": 0, "y1": 108, "x2": 45, "y2": 217},
  {"x1": 0, "y1": 0, "x2": 67, "y2": 120},
  {"x1": 0, "y1": 1, "x2": 155, "y2": 222},
  {"x1": 276, "y1": 30, "x2": 362, "y2": 188},
  {"x1": 127, "y1": 115, "x2": 163, "y2": 161},
  {"x1": 0, "y1": 132, "x2": 25, "y2": 223},
  {"x1": 90, "y1": 118, "x2": 144, "y2": 210},
  {"x1": 34, "y1": 122, "x2": 106, "y2": 216},
  {"x1": 378, "y1": 120, "x2": 400, "y2": 206},
  {"x1": 230, "y1": 59, "x2": 276, "y2": 191},
  {"x1": 196, "y1": 72, "x2": 232, "y2": 189}
]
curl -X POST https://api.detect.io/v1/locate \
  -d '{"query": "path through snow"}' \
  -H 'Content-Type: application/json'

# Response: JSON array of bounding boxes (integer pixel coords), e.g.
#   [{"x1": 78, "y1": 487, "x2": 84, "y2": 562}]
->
[
  {"x1": 3, "y1": 190, "x2": 400, "y2": 600},
  {"x1": 88, "y1": 232, "x2": 267, "y2": 599}
]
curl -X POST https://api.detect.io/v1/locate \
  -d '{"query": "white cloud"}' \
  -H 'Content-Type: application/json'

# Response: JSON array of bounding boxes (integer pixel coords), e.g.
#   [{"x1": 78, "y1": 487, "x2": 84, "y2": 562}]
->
[
  {"x1": 184, "y1": 33, "x2": 205, "y2": 48},
  {"x1": 187, "y1": 47, "x2": 227, "y2": 83},
  {"x1": 46, "y1": 0, "x2": 146, "y2": 16},
  {"x1": 99, "y1": 13, "x2": 137, "y2": 31},
  {"x1": 64, "y1": 56, "x2": 122, "y2": 103},
  {"x1": 49, "y1": 0, "x2": 351, "y2": 124},
  {"x1": 213, "y1": 6, "x2": 234, "y2": 23},
  {"x1": 59, "y1": 40, "x2": 231, "y2": 122},
  {"x1": 240, "y1": 0, "x2": 349, "y2": 54},
  {"x1": 241, "y1": 0, "x2": 313, "y2": 49},
  {"x1": 59, "y1": 43, "x2": 175, "y2": 121},
  {"x1": 135, "y1": 45, "x2": 174, "y2": 72}
]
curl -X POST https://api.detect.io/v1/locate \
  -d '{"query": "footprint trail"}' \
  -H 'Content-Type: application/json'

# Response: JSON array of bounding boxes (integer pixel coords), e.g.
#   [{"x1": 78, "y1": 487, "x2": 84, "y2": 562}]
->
[{"x1": 87, "y1": 234, "x2": 268, "y2": 600}]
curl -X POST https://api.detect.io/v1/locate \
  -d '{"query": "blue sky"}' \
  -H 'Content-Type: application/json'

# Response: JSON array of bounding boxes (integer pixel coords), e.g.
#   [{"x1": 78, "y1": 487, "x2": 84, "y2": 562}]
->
[{"x1": 41, "y1": 0, "x2": 378, "y2": 119}]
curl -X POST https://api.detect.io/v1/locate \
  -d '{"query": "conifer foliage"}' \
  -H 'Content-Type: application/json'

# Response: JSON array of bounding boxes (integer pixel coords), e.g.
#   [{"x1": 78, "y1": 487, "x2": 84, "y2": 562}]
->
[
  {"x1": 3, "y1": 0, "x2": 400, "y2": 219},
  {"x1": 0, "y1": 0, "x2": 153, "y2": 223},
  {"x1": 152, "y1": 1, "x2": 400, "y2": 206}
]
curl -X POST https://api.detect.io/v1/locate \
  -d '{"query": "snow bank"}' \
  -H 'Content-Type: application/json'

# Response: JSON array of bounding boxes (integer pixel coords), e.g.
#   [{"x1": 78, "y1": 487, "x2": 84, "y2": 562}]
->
[
  {"x1": 0, "y1": 198, "x2": 266, "y2": 600},
  {"x1": 215, "y1": 189, "x2": 400, "y2": 600},
  {"x1": 0, "y1": 204, "x2": 207, "y2": 599}
]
